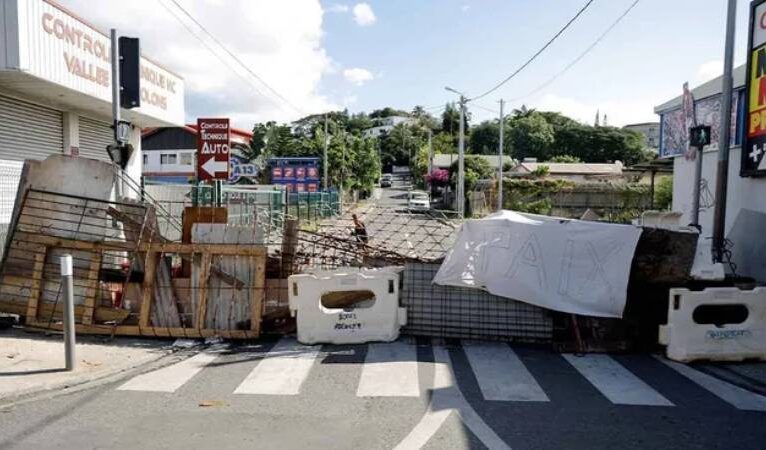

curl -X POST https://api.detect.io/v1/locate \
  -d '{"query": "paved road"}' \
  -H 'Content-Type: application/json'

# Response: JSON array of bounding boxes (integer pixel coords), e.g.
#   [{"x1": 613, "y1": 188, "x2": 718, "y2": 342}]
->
[{"x1": 1, "y1": 338, "x2": 765, "y2": 449}]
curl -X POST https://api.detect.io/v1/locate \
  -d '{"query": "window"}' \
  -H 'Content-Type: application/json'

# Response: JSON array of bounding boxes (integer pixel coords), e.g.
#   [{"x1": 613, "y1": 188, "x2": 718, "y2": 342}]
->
[
  {"x1": 160, "y1": 153, "x2": 177, "y2": 165},
  {"x1": 179, "y1": 153, "x2": 193, "y2": 166},
  {"x1": 142, "y1": 154, "x2": 148, "y2": 165}
]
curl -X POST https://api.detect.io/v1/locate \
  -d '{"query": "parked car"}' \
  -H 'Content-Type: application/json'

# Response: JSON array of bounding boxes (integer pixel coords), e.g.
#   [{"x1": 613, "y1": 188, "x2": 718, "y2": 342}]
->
[
  {"x1": 407, "y1": 190, "x2": 430, "y2": 211},
  {"x1": 380, "y1": 173, "x2": 393, "y2": 187}
]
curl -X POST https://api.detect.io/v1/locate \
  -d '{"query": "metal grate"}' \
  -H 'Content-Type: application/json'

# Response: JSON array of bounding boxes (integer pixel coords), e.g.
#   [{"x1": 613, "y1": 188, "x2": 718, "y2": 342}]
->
[{"x1": 401, "y1": 263, "x2": 553, "y2": 343}]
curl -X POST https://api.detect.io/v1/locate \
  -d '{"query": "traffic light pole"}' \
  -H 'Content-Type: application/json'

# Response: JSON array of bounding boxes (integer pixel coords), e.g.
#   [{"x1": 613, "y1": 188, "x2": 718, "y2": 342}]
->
[{"x1": 110, "y1": 29, "x2": 123, "y2": 198}]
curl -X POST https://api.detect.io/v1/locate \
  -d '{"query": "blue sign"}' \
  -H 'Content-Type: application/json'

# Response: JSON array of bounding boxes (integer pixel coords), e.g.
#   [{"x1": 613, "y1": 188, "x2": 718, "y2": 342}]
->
[
  {"x1": 269, "y1": 157, "x2": 321, "y2": 192},
  {"x1": 229, "y1": 155, "x2": 259, "y2": 184}
]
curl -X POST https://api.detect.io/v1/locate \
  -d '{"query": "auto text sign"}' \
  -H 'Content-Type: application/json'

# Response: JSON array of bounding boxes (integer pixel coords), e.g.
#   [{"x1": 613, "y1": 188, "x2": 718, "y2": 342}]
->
[
  {"x1": 197, "y1": 118, "x2": 230, "y2": 181},
  {"x1": 744, "y1": 0, "x2": 766, "y2": 176}
]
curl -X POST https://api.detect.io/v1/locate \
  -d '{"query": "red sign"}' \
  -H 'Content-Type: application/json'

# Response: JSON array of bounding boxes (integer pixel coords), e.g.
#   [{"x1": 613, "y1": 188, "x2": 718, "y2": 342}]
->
[{"x1": 197, "y1": 118, "x2": 230, "y2": 181}]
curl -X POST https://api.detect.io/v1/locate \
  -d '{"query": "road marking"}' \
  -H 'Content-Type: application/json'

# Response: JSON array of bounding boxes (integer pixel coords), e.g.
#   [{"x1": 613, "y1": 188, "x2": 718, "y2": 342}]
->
[
  {"x1": 117, "y1": 351, "x2": 219, "y2": 393},
  {"x1": 393, "y1": 346, "x2": 511, "y2": 450},
  {"x1": 234, "y1": 338, "x2": 320, "y2": 395},
  {"x1": 463, "y1": 341, "x2": 549, "y2": 402},
  {"x1": 564, "y1": 354, "x2": 673, "y2": 406},
  {"x1": 356, "y1": 342, "x2": 419, "y2": 397},
  {"x1": 656, "y1": 356, "x2": 766, "y2": 411}
]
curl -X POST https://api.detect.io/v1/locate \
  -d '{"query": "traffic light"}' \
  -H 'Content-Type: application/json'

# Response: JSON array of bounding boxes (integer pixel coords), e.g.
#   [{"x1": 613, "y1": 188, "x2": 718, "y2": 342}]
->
[{"x1": 119, "y1": 37, "x2": 140, "y2": 109}]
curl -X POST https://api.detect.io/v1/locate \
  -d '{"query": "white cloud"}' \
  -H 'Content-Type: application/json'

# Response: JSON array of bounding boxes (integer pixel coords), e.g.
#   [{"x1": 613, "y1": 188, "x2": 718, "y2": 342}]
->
[
  {"x1": 58, "y1": 0, "x2": 338, "y2": 128},
  {"x1": 327, "y1": 3, "x2": 349, "y2": 13},
  {"x1": 696, "y1": 60, "x2": 723, "y2": 83},
  {"x1": 343, "y1": 67, "x2": 374, "y2": 86},
  {"x1": 352, "y1": 3, "x2": 376, "y2": 26},
  {"x1": 461, "y1": 5, "x2": 470, "y2": 12},
  {"x1": 531, "y1": 94, "x2": 660, "y2": 127}
]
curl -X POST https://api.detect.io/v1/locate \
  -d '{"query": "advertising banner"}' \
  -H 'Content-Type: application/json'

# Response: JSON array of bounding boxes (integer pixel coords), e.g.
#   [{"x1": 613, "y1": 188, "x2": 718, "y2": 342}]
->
[{"x1": 744, "y1": 0, "x2": 766, "y2": 176}]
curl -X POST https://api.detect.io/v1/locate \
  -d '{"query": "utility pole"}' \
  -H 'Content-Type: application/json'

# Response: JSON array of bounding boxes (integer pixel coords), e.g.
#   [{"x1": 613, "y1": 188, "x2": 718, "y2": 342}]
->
[
  {"x1": 110, "y1": 29, "x2": 123, "y2": 199},
  {"x1": 340, "y1": 129, "x2": 346, "y2": 213},
  {"x1": 712, "y1": 0, "x2": 737, "y2": 263},
  {"x1": 497, "y1": 99, "x2": 505, "y2": 211},
  {"x1": 427, "y1": 129, "x2": 433, "y2": 187},
  {"x1": 323, "y1": 114, "x2": 329, "y2": 191},
  {"x1": 445, "y1": 86, "x2": 467, "y2": 218},
  {"x1": 458, "y1": 95, "x2": 466, "y2": 218}
]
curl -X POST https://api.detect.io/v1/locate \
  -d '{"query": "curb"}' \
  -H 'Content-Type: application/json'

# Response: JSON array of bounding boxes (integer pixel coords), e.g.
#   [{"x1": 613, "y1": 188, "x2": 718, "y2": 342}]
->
[{"x1": 0, "y1": 347, "x2": 177, "y2": 408}]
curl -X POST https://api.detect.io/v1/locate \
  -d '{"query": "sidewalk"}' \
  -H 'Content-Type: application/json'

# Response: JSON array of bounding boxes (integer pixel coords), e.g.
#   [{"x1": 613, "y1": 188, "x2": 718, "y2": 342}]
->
[{"x1": 0, "y1": 327, "x2": 175, "y2": 403}]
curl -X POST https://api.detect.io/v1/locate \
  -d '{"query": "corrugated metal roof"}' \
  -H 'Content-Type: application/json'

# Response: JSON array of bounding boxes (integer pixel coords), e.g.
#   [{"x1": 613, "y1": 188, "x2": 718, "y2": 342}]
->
[
  {"x1": 654, "y1": 64, "x2": 746, "y2": 114},
  {"x1": 432, "y1": 154, "x2": 514, "y2": 169},
  {"x1": 513, "y1": 161, "x2": 624, "y2": 175}
]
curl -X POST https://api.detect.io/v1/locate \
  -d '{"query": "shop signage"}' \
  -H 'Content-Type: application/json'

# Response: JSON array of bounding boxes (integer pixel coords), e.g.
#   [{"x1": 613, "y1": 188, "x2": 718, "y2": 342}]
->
[
  {"x1": 197, "y1": 118, "x2": 230, "y2": 181},
  {"x1": 743, "y1": 0, "x2": 766, "y2": 176}
]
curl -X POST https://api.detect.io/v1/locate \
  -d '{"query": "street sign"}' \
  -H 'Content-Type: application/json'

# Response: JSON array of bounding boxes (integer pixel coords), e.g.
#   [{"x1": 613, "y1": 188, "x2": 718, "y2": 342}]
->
[
  {"x1": 197, "y1": 118, "x2": 230, "y2": 181},
  {"x1": 689, "y1": 125, "x2": 711, "y2": 148},
  {"x1": 743, "y1": 0, "x2": 766, "y2": 177},
  {"x1": 228, "y1": 155, "x2": 259, "y2": 183}
]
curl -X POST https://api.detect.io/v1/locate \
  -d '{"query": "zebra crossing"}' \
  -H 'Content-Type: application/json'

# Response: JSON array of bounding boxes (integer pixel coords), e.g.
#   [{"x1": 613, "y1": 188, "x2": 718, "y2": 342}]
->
[{"x1": 115, "y1": 338, "x2": 766, "y2": 412}]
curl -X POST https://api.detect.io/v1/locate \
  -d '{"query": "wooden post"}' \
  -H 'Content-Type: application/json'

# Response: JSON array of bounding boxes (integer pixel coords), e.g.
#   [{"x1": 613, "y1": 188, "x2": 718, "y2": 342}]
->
[
  {"x1": 250, "y1": 254, "x2": 266, "y2": 335},
  {"x1": 281, "y1": 218, "x2": 299, "y2": 277},
  {"x1": 25, "y1": 246, "x2": 47, "y2": 321},
  {"x1": 139, "y1": 251, "x2": 158, "y2": 328},
  {"x1": 82, "y1": 252, "x2": 102, "y2": 325},
  {"x1": 195, "y1": 252, "x2": 212, "y2": 330}
]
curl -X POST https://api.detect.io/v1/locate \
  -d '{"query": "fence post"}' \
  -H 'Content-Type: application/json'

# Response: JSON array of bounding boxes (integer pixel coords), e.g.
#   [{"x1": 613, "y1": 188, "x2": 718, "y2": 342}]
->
[{"x1": 61, "y1": 254, "x2": 76, "y2": 371}]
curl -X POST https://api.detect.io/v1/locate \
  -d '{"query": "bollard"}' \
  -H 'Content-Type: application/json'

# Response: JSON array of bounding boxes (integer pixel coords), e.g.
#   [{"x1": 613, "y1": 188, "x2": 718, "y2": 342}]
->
[{"x1": 61, "y1": 254, "x2": 76, "y2": 371}]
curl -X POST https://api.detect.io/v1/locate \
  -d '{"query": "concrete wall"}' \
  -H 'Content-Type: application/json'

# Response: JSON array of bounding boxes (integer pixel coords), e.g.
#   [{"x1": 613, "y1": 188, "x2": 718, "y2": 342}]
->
[{"x1": 672, "y1": 146, "x2": 766, "y2": 282}]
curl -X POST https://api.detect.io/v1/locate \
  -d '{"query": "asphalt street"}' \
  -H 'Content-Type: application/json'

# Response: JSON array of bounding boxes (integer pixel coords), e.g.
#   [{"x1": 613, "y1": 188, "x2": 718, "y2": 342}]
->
[{"x1": 1, "y1": 337, "x2": 765, "y2": 450}]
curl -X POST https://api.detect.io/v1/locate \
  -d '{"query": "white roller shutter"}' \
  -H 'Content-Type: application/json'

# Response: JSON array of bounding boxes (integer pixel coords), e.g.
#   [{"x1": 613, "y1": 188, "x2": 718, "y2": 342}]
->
[
  {"x1": 78, "y1": 116, "x2": 114, "y2": 161},
  {"x1": 0, "y1": 94, "x2": 64, "y2": 161}
]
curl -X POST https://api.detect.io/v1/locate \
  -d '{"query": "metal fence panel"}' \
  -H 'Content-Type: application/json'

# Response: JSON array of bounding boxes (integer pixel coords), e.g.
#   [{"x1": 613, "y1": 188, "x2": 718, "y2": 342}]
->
[{"x1": 401, "y1": 263, "x2": 553, "y2": 343}]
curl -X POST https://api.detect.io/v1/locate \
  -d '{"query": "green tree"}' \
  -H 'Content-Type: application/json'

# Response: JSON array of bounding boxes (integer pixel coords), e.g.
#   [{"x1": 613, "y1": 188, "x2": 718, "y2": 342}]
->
[
  {"x1": 379, "y1": 124, "x2": 424, "y2": 170},
  {"x1": 508, "y1": 112, "x2": 555, "y2": 160},
  {"x1": 654, "y1": 176, "x2": 673, "y2": 210},
  {"x1": 469, "y1": 120, "x2": 511, "y2": 155},
  {"x1": 448, "y1": 156, "x2": 493, "y2": 192}
]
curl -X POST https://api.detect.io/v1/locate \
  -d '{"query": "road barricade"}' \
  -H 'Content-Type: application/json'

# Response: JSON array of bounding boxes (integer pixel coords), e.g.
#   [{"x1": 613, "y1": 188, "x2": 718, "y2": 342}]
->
[
  {"x1": 288, "y1": 267, "x2": 406, "y2": 344},
  {"x1": 659, "y1": 287, "x2": 766, "y2": 362}
]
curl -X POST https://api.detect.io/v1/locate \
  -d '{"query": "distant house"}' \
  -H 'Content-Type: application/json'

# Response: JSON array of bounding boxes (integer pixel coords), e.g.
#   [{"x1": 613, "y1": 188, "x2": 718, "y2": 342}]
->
[
  {"x1": 623, "y1": 122, "x2": 660, "y2": 149},
  {"x1": 141, "y1": 125, "x2": 253, "y2": 184},
  {"x1": 509, "y1": 159, "x2": 624, "y2": 182},
  {"x1": 362, "y1": 116, "x2": 415, "y2": 138},
  {"x1": 432, "y1": 154, "x2": 514, "y2": 171}
]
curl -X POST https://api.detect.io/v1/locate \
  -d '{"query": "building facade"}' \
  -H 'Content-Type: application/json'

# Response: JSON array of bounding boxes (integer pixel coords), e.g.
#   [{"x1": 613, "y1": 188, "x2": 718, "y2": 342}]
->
[
  {"x1": 654, "y1": 64, "x2": 765, "y2": 283},
  {"x1": 623, "y1": 122, "x2": 660, "y2": 149},
  {"x1": 141, "y1": 125, "x2": 253, "y2": 184},
  {"x1": 362, "y1": 116, "x2": 415, "y2": 138},
  {"x1": 0, "y1": 0, "x2": 184, "y2": 243}
]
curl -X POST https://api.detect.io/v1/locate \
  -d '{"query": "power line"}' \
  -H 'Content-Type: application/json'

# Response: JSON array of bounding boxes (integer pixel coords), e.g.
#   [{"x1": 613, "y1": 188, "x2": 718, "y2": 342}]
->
[
  {"x1": 469, "y1": 0, "x2": 597, "y2": 101},
  {"x1": 158, "y1": 0, "x2": 282, "y2": 112},
  {"x1": 507, "y1": 0, "x2": 640, "y2": 103},
  {"x1": 166, "y1": 0, "x2": 306, "y2": 116}
]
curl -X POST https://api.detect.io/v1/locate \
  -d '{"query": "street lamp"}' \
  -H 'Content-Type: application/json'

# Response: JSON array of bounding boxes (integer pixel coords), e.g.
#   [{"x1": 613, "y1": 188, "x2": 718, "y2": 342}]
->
[{"x1": 445, "y1": 86, "x2": 467, "y2": 218}]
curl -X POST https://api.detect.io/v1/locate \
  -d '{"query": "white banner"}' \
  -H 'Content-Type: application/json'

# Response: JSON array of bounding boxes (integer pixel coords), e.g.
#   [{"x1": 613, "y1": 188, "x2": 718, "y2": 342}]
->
[{"x1": 434, "y1": 211, "x2": 643, "y2": 318}]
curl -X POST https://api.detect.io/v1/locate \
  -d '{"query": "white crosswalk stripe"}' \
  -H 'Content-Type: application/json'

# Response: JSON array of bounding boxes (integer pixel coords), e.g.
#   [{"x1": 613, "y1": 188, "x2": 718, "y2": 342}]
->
[
  {"x1": 463, "y1": 341, "x2": 549, "y2": 402},
  {"x1": 233, "y1": 338, "x2": 320, "y2": 395},
  {"x1": 356, "y1": 342, "x2": 420, "y2": 397},
  {"x1": 117, "y1": 351, "x2": 219, "y2": 393},
  {"x1": 564, "y1": 354, "x2": 673, "y2": 406},
  {"x1": 656, "y1": 356, "x2": 766, "y2": 411}
]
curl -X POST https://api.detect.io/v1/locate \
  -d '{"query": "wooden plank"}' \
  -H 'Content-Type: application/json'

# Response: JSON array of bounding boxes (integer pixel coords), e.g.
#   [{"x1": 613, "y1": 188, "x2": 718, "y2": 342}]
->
[
  {"x1": 250, "y1": 254, "x2": 266, "y2": 334},
  {"x1": 0, "y1": 299, "x2": 129, "y2": 323},
  {"x1": 281, "y1": 219, "x2": 299, "y2": 277},
  {"x1": 81, "y1": 252, "x2": 102, "y2": 325},
  {"x1": 195, "y1": 252, "x2": 213, "y2": 330},
  {"x1": 139, "y1": 252, "x2": 158, "y2": 328},
  {"x1": 25, "y1": 246, "x2": 47, "y2": 320}
]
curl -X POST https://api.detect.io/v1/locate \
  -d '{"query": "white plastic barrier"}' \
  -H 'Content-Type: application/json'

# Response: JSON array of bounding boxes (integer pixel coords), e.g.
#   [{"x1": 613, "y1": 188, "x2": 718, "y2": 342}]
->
[
  {"x1": 659, "y1": 287, "x2": 766, "y2": 362},
  {"x1": 288, "y1": 267, "x2": 407, "y2": 345}
]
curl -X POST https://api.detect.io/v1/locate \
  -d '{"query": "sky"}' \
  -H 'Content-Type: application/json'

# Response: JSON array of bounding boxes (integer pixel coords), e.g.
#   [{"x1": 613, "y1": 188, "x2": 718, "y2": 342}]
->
[{"x1": 60, "y1": 0, "x2": 752, "y2": 130}]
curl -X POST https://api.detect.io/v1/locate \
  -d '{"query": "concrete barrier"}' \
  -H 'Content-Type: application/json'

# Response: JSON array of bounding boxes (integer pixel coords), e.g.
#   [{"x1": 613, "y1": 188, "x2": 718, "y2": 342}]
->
[
  {"x1": 288, "y1": 267, "x2": 406, "y2": 345},
  {"x1": 659, "y1": 287, "x2": 766, "y2": 362}
]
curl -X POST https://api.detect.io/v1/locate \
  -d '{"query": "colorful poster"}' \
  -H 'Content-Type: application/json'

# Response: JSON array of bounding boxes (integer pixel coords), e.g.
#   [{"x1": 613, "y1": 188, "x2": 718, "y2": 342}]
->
[{"x1": 744, "y1": 0, "x2": 766, "y2": 176}]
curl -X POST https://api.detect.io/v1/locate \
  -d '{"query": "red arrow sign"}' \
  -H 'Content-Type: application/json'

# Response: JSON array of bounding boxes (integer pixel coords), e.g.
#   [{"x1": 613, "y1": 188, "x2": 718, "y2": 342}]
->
[{"x1": 197, "y1": 118, "x2": 230, "y2": 181}]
